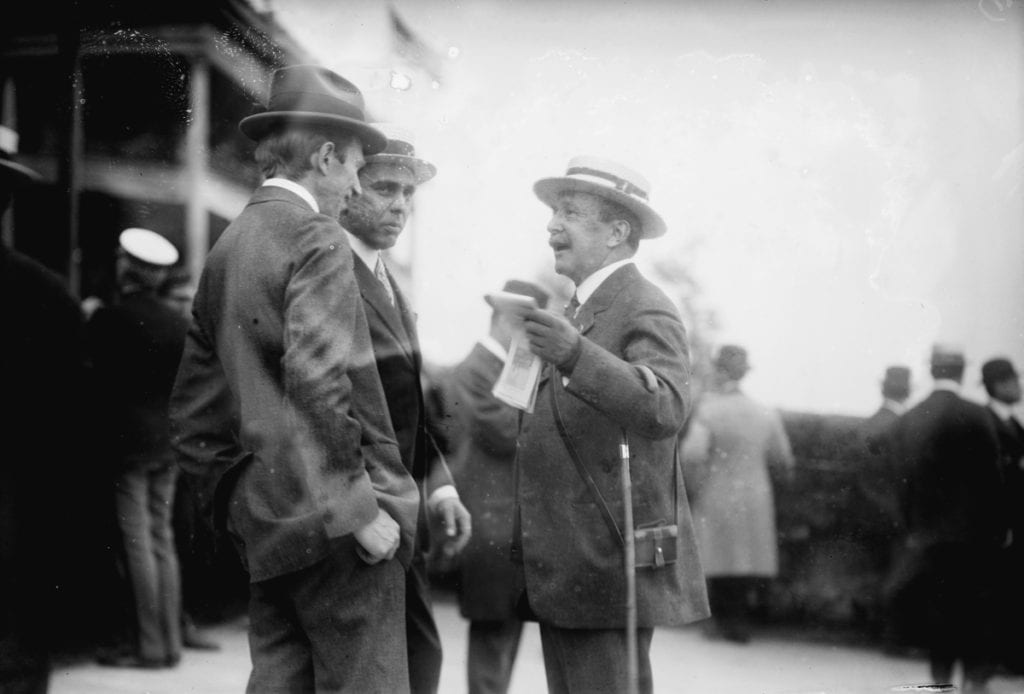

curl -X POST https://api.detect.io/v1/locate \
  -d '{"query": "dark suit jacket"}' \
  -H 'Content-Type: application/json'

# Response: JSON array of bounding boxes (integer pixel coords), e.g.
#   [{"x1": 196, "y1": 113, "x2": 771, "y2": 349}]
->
[
  {"x1": 857, "y1": 404, "x2": 904, "y2": 537},
  {"x1": 516, "y1": 263, "x2": 709, "y2": 628},
  {"x1": 448, "y1": 342, "x2": 521, "y2": 620},
  {"x1": 989, "y1": 407, "x2": 1024, "y2": 547},
  {"x1": 352, "y1": 254, "x2": 454, "y2": 550},
  {"x1": 87, "y1": 289, "x2": 189, "y2": 465},
  {"x1": 892, "y1": 389, "x2": 1007, "y2": 549},
  {"x1": 169, "y1": 186, "x2": 419, "y2": 582}
]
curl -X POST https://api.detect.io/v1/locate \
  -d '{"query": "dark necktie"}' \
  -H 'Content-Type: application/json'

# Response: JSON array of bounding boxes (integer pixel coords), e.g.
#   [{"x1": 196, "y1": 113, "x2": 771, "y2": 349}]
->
[{"x1": 564, "y1": 292, "x2": 580, "y2": 321}]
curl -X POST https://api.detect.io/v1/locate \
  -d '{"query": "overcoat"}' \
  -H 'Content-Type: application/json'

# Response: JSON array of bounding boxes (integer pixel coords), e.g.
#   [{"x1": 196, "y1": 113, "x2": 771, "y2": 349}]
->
[
  {"x1": 169, "y1": 186, "x2": 419, "y2": 583},
  {"x1": 516, "y1": 263, "x2": 709, "y2": 628},
  {"x1": 688, "y1": 389, "x2": 794, "y2": 577},
  {"x1": 448, "y1": 342, "x2": 521, "y2": 620}
]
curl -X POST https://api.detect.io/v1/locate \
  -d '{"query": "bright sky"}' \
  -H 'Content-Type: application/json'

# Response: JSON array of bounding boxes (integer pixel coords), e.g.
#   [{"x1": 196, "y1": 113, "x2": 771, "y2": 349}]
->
[{"x1": 268, "y1": 0, "x2": 1024, "y2": 416}]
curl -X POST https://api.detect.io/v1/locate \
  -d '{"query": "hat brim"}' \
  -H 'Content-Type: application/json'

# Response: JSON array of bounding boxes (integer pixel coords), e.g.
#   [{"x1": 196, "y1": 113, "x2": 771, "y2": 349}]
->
[
  {"x1": 0, "y1": 159, "x2": 42, "y2": 185},
  {"x1": 365, "y1": 153, "x2": 437, "y2": 184},
  {"x1": 238, "y1": 112, "x2": 387, "y2": 155},
  {"x1": 533, "y1": 177, "x2": 667, "y2": 239}
]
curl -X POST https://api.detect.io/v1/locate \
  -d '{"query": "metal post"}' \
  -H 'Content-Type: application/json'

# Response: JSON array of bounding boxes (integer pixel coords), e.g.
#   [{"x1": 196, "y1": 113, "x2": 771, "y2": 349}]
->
[{"x1": 620, "y1": 432, "x2": 638, "y2": 694}]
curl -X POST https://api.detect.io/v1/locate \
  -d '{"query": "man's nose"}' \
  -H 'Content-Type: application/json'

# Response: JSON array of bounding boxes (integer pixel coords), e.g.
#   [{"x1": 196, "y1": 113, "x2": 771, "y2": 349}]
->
[
  {"x1": 547, "y1": 215, "x2": 562, "y2": 234},
  {"x1": 350, "y1": 177, "x2": 363, "y2": 197}
]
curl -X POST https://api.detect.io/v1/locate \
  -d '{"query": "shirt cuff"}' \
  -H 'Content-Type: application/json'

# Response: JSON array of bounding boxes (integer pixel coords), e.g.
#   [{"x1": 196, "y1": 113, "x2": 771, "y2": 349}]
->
[{"x1": 427, "y1": 484, "x2": 460, "y2": 512}]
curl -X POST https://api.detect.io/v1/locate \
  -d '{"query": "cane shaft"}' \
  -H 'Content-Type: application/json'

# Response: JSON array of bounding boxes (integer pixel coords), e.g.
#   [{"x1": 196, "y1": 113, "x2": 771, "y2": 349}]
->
[{"x1": 620, "y1": 436, "x2": 638, "y2": 694}]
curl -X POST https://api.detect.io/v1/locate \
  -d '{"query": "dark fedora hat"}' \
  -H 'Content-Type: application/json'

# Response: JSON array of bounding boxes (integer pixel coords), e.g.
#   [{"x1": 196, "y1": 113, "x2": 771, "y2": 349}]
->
[
  {"x1": 0, "y1": 123, "x2": 42, "y2": 185},
  {"x1": 365, "y1": 123, "x2": 436, "y2": 184},
  {"x1": 239, "y1": 65, "x2": 386, "y2": 154},
  {"x1": 485, "y1": 279, "x2": 550, "y2": 310},
  {"x1": 881, "y1": 365, "x2": 911, "y2": 397},
  {"x1": 714, "y1": 344, "x2": 750, "y2": 380},
  {"x1": 981, "y1": 357, "x2": 1018, "y2": 387}
]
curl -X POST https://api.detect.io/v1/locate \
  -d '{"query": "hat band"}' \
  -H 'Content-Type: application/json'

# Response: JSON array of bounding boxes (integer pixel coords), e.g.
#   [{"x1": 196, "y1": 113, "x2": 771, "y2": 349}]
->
[
  {"x1": 566, "y1": 166, "x2": 649, "y2": 201},
  {"x1": 381, "y1": 139, "x2": 415, "y2": 157},
  {"x1": 265, "y1": 91, "x2": 366, "y2": 123}
]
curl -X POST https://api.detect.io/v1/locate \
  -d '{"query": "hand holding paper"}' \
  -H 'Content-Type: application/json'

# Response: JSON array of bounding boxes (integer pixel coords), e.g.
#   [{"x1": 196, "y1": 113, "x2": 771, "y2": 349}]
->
[
  {"x1": 522, "y1": 308, "x2": 581, "y2": 370},
  {"x1": 487, "y1": 291, "x2": 545, "y2": 412}
]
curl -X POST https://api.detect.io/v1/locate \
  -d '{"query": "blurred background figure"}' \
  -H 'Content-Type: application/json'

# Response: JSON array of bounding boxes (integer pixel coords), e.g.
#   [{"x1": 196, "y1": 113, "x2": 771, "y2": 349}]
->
[
  {"x1": 981, "y1": 357, "x2": 1024, "y2": 677},
  {"x1": 863, "y1": 366, "x2": 912, "y2": 458},
  {"x1": 1, "y1": 123, "x2": 89, "y2": 694},
  {"x1": 686, "y1": 344, "x2": 795, "y2": 643},
  {"x1": 448, "y1": 279, "x2": 550, "y2": 694},
  {"x1": 156, "y1": 270, "x2": 223, "y2": 653},
  {"x1": 86, "y1": 228, "x2": 187, "y2": 669},
  {"x1": 856, "y1": 365, "x2": 913, "y2": 651},
  {"x1": 889, "y1": 345, "x2": 1008, "y2": 693}
]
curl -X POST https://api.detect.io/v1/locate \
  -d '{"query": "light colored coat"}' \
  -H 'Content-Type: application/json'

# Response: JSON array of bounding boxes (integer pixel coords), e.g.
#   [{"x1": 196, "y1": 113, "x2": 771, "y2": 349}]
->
[{"x1": 688, "y1": 388, "x2": 794, "y2": 577}]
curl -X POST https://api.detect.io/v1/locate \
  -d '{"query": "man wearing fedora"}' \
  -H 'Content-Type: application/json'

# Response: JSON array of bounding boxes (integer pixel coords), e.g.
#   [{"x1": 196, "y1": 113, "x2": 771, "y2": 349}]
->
[
  {"x1": 688, "y1": 345, "x2": 795, "y2": 644},
  {"x1": 1, "y1": 122, "x2": 87, "y2": 693},
  {"x1": 980, "y1": 357, "x2": 1024, "y2": 674},
  {"x1": 890, "y1": 345, "x2": 1009, "y2": 692},
  {"x1": 338, "y1": 123, "x2": 471, "y2": 694},
  {"x1": 170, "y1": 65, "x2": 419, "y2": 692},
  {"x1": 514, "y1": 156, "x2": 709, "y2": 693},
  {"x1": 449, "y1": 279, "x2": 551, "y2": 694}
]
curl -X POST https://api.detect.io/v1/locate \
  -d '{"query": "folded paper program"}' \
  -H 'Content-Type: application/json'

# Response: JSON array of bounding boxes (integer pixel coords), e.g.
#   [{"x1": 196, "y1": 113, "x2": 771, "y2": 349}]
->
[{"x1": 486, "y1": 291, "x2": 543, "y2": 412}]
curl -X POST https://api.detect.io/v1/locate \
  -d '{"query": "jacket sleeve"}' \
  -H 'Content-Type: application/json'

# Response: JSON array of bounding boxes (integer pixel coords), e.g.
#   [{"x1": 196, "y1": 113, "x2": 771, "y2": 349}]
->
[
  {"x1": 564, "y1": 303, "x2": 691, "y2": 440},
  {"x1": 285, "y1": 220, "x2": 419, "y2": 547}
]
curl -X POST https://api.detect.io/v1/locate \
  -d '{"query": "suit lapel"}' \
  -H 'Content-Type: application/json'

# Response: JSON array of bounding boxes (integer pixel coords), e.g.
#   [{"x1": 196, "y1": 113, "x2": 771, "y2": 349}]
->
[
  {"x1": 353, "y1": 255, "x2": 415, "y2": 363},
  {"x1": 574, "y1": 263, "x2": 638, "y2": 335}
]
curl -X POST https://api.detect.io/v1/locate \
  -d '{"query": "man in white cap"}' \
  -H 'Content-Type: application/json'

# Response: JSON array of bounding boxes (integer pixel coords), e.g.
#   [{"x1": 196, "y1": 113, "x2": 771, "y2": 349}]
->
[
  {"x1": 86, "y1": 227, "x2": 189, "y2": 670},
  {"x1": 889, "y1": 344, "x2": 1009, "y2": 692},
  {"x1": 514, "y1": 156, "x2": 709, "y2": 693},
  {"x1": 339, "y1": 123, "x2": 471, "y2": 694},
  {"x1": 170, "y1": 65, "x2": 419, "y2": 692}
]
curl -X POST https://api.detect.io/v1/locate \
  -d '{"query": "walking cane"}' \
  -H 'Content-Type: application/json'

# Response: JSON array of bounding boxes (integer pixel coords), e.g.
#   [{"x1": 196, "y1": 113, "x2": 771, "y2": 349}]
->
[{"x1": 619, "y1": 432, "x2": 639, "y2": 694}]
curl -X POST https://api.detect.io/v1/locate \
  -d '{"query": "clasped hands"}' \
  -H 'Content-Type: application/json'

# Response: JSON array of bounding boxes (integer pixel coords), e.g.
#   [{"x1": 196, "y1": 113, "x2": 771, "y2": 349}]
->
[{"x1": 522, "y1": 307, "x2": 582, "y2": 371}]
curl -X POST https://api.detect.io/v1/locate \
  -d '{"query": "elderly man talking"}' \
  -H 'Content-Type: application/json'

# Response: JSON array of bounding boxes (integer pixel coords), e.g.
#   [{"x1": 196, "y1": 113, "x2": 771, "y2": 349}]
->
[{"x1": 514, "y1": 156, "x2": 709, "y2": 694}]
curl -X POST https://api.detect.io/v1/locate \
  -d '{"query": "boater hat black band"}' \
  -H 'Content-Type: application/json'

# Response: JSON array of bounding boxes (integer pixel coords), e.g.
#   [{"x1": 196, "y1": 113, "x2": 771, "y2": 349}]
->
[{"x1": 565, "y1": 166, "x2": 649, "y2": 201}]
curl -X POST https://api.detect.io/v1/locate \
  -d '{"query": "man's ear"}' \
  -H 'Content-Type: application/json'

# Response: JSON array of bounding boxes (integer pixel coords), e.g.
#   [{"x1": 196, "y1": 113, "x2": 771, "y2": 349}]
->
[
  {"x1": 313, "y1": 141, "x2": 335, "y2": 175},
  {"x1": 607, "y1": 219, "x2": 632, "y2": 248}
]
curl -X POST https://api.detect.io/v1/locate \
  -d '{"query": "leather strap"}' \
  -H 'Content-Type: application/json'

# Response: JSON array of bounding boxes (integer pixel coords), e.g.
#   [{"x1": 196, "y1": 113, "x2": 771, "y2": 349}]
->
[
  {"x1": 549, "y1": 376, "x2": 681, "y2": 546},
  {"x1": 550, "y1": 380, "x2": 624, "y2": 543}
]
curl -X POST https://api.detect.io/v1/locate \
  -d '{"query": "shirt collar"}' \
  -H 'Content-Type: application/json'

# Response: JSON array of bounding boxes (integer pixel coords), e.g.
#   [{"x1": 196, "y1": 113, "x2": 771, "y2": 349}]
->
[
  {"x1": 933, "y1": 379, "x2": 961, "y2": 394},
  {"x1": 479, "y1": 335, "x2": 507, "y2": 362},
  {"x1": 989, "y1": 399, "x2": 1017, "y2": 422},
  {"x1": 343, "y1": 229, "x2": 381, "y2": 270},
  {"x1": 882, "y1": 398, "x2": 907, "y2": 416},
  {"x1": 575, "y1": 259, "x2": 634, "y2": 305},
  {"x1": 263, "y1": 178, "x2": 319, "y2": 213}
]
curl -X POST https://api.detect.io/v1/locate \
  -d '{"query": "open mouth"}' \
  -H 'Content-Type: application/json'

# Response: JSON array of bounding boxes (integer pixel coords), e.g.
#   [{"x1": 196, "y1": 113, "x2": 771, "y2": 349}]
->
[{"x1": 549, "y1": 240, "x2": 570, "y2": 253}]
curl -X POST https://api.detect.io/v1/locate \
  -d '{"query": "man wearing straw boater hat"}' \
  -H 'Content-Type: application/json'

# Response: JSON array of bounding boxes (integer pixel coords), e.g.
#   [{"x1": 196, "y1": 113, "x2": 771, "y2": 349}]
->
[
  {"x1": 339, "y1": 123, "x2": 472, "y2": 694},
  {"x1": 514, "y1": 156, "x2": 709, "y2": 693},
  {"x1": 170, "y1": 65, "x2": 419, "y2": 692}
]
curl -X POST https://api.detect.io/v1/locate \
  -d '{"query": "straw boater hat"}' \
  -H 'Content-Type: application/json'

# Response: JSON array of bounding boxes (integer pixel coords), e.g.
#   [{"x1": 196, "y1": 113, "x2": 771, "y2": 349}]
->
[
  {"x1": 0, "y1": 123, "x2": 42, "y2": 184},
  {"x1": 239, "y1": 65, "x2": 387, "y2": 155},
  {"x1": 118, "y1": 228, "x2": 179, "y2": 268},
  {"x1": 364, "y1": 123, "x2": 436, "y2": 184},
  {"x1": 533, "y1": 155, "x2": 667, "y2": 239}
]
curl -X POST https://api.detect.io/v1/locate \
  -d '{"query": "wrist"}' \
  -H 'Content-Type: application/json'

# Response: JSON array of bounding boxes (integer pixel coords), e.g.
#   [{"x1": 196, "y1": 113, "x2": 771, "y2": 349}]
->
[{"x1": 558, "y1": 334, "x2": 583, "y2": 374}]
